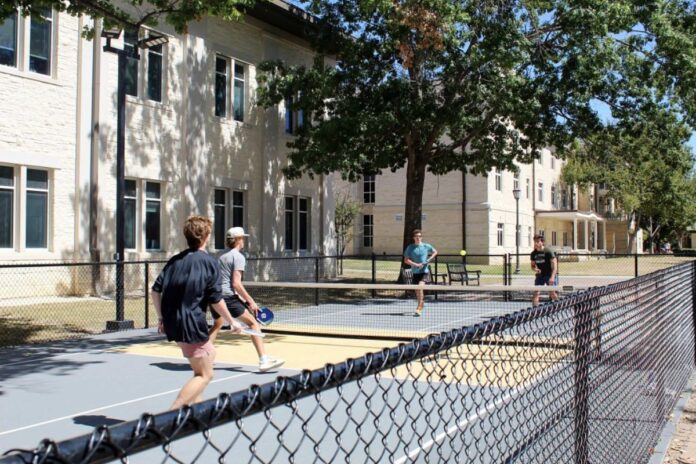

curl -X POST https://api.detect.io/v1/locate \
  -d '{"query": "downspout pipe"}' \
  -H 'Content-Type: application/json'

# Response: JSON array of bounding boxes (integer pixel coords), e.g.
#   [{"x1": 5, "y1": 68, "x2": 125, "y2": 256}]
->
[{"x1": 89, "y1": 20, "x2": 102, "y2": 263}]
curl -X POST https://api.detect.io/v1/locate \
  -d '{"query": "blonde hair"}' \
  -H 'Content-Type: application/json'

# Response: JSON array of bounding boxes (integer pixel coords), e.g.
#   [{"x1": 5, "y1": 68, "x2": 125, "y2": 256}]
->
[{"x1": 183, "y1": 216, "x2": 212, "y2": 249}]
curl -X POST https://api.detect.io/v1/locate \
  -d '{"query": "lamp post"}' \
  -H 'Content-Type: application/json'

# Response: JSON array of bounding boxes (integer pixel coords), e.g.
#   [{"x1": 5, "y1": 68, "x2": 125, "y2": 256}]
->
[
  {"x1": 102, "y1": 28, "x2": 168, "y2": 331},
  {"x1": 513, "y1": 188, "x2": 521, "y2": 274}
]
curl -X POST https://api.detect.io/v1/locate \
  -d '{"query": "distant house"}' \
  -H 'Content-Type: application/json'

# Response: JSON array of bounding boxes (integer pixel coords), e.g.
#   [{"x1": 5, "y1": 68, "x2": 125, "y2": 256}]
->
[{"x1": 337, "y1": 148, "x2": 641, "y2": 257}]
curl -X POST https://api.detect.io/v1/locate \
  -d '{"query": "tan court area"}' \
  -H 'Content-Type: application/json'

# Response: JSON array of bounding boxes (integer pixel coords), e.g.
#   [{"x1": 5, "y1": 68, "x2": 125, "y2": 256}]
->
[
  {"x1": 113, "y1": 331, "x2": 400, "y2": 370},
  {"x1": 113, "y1": 332, "x2": 570, "y2": 388}
]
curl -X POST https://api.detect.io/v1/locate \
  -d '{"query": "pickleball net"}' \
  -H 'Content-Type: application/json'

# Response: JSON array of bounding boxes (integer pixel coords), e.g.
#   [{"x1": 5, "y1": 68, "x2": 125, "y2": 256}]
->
[
  {"x1": 1, "y1": 262, "x2": 694, "y2": 464},
  {"x1": 242, "y1": 281, "x2": 566, "y2": 340}
]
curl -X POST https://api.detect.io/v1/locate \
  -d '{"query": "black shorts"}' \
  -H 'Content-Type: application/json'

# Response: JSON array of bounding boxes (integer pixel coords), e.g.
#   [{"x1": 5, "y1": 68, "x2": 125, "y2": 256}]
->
[
  {"x1": 412, "y1": 273, "x2": 431, "y2": 284},
  {"x1": 212, "y1": 295, "x2": 248, "y2": 319}
]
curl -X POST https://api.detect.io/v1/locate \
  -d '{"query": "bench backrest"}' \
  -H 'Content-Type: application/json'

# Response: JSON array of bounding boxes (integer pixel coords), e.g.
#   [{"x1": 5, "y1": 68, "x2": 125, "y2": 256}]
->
[{"x1": 447, "y1": 263, "x2": 467, "y2": 274}]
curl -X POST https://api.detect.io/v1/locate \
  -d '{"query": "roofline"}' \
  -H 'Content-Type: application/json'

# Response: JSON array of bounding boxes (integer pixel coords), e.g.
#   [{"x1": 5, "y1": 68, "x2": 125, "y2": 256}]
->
[{"x1": 245, "y1": 0, "x2": 318, "y2": 40}]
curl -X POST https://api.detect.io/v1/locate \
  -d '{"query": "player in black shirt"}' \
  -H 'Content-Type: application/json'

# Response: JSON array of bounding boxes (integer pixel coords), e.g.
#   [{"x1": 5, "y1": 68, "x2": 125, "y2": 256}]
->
[
  {"x1": 151, "y1": 216, "x2": 243, "y2": 410},
  {"x1": 530, "y1": 234, "x2": 559, "y2": 306}
]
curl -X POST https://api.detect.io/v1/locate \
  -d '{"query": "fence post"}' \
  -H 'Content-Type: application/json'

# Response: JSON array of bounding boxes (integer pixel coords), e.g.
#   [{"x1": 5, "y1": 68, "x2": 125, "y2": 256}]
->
[
  {"x1": 371, "y1": 253, "x2": 377, "y2": 298},
  {"x1": 144, "y1": 262, "x2": 150, "y2": 329},
  {"x1": 573, "y1": 293, "x2": 594, "y2": 464},
  {"x1": 634, "y1": 254, "x2": 639, "y2": 278},
  {"x1": 692, "y1": 260, "x2": 696, "y2": 365},
  {"x1": 315, "y1": 257, "x2": 320, "y2": 306}
]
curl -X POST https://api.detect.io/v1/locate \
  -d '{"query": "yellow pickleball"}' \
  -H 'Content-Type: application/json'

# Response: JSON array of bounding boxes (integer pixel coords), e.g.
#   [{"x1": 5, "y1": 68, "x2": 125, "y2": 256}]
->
[{"x1": 459, "y1": 249, "x2": 467, "y2": 256}]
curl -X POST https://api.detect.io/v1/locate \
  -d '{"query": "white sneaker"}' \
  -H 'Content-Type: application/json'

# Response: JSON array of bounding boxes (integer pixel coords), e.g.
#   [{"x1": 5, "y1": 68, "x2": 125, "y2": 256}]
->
[{"x1": 259, "y1": 357, "x2": 285, "y2": 372}]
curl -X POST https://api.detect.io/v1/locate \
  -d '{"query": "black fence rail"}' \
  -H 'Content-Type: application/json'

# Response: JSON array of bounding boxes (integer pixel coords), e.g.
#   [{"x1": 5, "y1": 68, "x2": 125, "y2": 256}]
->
[{"x1": 2, "y1": 262, "x2": 694, "y2": 463}]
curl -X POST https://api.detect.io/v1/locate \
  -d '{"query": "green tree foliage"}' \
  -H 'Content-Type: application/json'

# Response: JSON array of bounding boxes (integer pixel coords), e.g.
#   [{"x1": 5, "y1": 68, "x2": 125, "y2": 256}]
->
[
  {"x1": 334, "y1": 190, "x2": 362, "y2": 256},
  {"x1": 0, "y1": 0, "x2": 253, "y2": 36},
  {"x1": 562, "y1": 106, "x2": 696, "y2": 252},
  {"x1": 256, "y1": 0, "x2": 696, "y2": 250}
]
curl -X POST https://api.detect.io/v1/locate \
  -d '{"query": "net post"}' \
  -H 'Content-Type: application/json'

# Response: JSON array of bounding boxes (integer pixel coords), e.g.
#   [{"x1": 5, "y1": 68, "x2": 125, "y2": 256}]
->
[
  {"x1": 315, "y1": 256, "x2": 320, "y2": 306},
  {"x1": 573, "y1": 292, "x2": 595, "y2": 464},
  {"x1": 634, "y1": 253, "x2": 639, "y2": 277},
  {"x1": 144, "y1": 261, "x2": 150, "y2": 328},
  {"x1": 692, "y1": 260, "x2": 696, "y2": 365},
  {"x1": 371, "y1": 253, "x2": 376, "y2": 298}
]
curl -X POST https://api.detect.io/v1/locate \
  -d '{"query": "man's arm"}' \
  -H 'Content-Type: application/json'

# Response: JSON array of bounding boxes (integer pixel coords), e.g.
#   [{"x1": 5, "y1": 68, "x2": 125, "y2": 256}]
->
[
  {"x1": 426, "y1": 247, "x2": 438, "y2": 262},
  {"x1": 550, "y1": 257, "x2": 558, "y2": 280},
  {"x1": 232, "y1": 270, "x2": 258, "y2": 313},
  {"x1": 150, "y1": 289, "x2": 164, "y2": 333}
]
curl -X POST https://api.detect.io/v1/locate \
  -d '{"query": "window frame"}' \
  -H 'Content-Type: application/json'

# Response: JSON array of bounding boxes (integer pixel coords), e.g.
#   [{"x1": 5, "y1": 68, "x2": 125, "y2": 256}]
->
[
  {"x1": 144, "y1": 181, "x2": 161, "y2": 251},
  {"x1": 538, "y1": 181, "x2": 544, "y2": 202},
  {"x1": 494, "y1": 170, "x2": 501, "y2": 191},
  {"x1": 213, "y1": 188, "x2": 227, "y2": 250},
  {"x1": 0, "y1": 11, "x2": 19, "y2": 69},
  {"x1": 0, "y1": 166, "x2": 15, "y2": 248},
  {"x1": 363, "y1": 214, "x2": 373, "y2": 248},
  {"x1": 284, "y1": 195, "x2": 311, "y2": 252},
  {"x1": 497, "y1": 223, "x2": 504, "y2": 247},
  {"x1": 145, "y1": 33, "x2": 164, "y2": 102},
  {"x1": 363, "y1": 175, "x2": 375, "y2": 204},
  {"x1": 214, "y1": 55, "x2": 229, "y2": 118}
]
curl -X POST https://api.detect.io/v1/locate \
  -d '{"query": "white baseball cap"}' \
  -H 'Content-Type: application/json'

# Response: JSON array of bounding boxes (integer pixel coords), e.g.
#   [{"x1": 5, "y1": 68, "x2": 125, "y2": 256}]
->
[{"x1": 226, "y1": 227, "x2": 250, "y2": 239}]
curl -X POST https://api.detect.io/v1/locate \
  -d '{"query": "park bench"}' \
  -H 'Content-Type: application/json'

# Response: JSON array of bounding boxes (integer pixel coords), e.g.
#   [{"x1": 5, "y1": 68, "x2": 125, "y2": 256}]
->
[{"x1": 446, "y1": 263, "x2": 481, "y2": 286}]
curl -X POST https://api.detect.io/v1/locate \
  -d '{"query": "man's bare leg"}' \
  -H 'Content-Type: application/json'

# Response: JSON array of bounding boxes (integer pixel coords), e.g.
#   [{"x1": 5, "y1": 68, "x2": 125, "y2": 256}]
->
[{"x1": 170, "y1": 352, "x2": 215, "y2": 410}]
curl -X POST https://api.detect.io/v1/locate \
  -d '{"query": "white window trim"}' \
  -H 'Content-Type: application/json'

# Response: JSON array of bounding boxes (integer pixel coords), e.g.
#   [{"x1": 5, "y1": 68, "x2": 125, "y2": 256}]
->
[
  {"x1": 212, "y1": 54, "x2": 248, "y2": 123},
  {"x1": 0, "y1": 165, "x2": 53, "y2": 253},
  {"x1": 124, "y1": 178, "x2": 165, "y2": 254},
  {"x1": 0, "y1": 7, "x2": 58, "y2": 80}
]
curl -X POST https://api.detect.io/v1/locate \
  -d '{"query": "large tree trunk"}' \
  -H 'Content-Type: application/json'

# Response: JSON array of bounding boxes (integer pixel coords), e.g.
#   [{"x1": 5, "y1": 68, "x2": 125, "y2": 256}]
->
[{"x1": 402, "y1": 156, "x2": 428, "y2": 254}]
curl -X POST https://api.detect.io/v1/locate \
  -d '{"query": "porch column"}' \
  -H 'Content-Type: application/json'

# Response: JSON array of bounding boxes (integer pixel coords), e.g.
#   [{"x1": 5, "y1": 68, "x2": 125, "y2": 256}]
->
[
  {"x1": 573, "y1": 218, "x2": 578, "y2": 250},
  {"x1": 602, "y1": 221, "x2": 606, "y2": 250},
  {"x1": 584, "y1": 220, "x2": 589, "y2": 250}
]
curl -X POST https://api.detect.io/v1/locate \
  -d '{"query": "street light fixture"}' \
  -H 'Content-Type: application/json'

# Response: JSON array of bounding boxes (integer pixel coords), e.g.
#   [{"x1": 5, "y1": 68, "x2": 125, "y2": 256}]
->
[
  {"x1": 513, "y1": 188, "x2": 521, "y2": 275},
  {"x1": 102, "y1": 28, "x2": 168, "y2": 331}
]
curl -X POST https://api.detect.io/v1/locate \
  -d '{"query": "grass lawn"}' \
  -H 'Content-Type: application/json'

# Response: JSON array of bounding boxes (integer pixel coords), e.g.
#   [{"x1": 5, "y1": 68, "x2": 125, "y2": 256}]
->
[{"x1": 0, "y1": 297, "x2": 149, "y2": 347}]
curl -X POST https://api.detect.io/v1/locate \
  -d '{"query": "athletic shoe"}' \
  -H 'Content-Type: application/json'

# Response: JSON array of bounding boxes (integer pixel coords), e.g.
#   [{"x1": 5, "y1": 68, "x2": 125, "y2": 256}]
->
[
  {"x1": 259, "y1": 357, "x2": 285, "y2": 372},
  {"x1": 414, "y1": 307, "x2": 423, "y2": 317}
]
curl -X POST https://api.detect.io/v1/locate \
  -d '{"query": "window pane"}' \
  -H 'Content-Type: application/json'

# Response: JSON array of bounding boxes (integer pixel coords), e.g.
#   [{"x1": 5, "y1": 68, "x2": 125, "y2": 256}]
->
[
  {"x1": 232, "y1": 191, "x2": 244, "y2": 227},
  {"x1": 0, "y1": 13, "x2": 17, "y2": 67},
  {"x1": 29, "y1": 9, "x2": 51, "y2": 75},
  {"x1": 27, "y1": 169, "x2": 48, "y2": 189},
  {"x1": 147, "y1": 44, "x2": 162, "y2": 102},
  {"x1": 124, "y1": 30, "x2": 138, "y2": 96},
  {"x1": 26, "y1": 191, "x2": 47, "y2": 248},
  {"x1": 214, "y1": 189, "x2": 226, "y2": 249},
  {"x1": 233, "y1": 64, "x2": 245, "y2": 122},
  {"x1": 124, "y1": 198, "x2": 136, "y2": 249},
  {"x1": 0, "y1": 189, "x2": 12, "y2": 247},
  {"x1": 145, "y1": 182, "x2": 160, "y2": 199},
  {"x1": 285, "y1": 98, "x2": 293, "y2": 134},
  {"x1": 285, "y1": 197, "x2": 294, "y2": 250},
  {"x1": 145, "y1": 200, "x2": 160, "y2": 249},
  {"x1": 125, "y1": 179, "x2": 136, "y2": 197},
  {"x1": 215, "y1": 57, "x2": 227, "y2": 117},
  {"x1": 299, "y1": 198, "x2": 308, "y2": 250},
  {"x1": 0, "y1": 166, "x2": 13, "y2": 187}
]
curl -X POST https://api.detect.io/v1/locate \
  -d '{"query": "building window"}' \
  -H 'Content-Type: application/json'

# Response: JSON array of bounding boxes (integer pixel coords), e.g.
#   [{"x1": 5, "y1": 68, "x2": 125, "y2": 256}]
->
[
  {"x1": 232, "y1": 190, "x2": 244, "y2": 227},
  {"x1": 145, "y1": 182, "x2": 161, "y2": 250},
  {"x1": 551, "y1": 185, "x2": 557, "y2": 208},
  {"x1": 0, "y1": 12, "x2": 18, "y2": 68},
  {"x1": 146, "y1": 35, "x2": 163, "y2": 102},
  {"x1": 528, "y1": 227, "x2": 532, "y2": 247},
  {"x1": 284, "y1": 94, "x2": 304, "y2": 134},
  {"x1": 233, "y1": 63, "x2": 245, "y2": 122},
  {"x1": 526, "y1": 178, "x2": 530, "y2": 199},
  {"x1": 363, "y1": 214, "x2": 373, "y2": 248},
  {"x1": 495, "y1": 170, "x2": 501, "y2": 191},
  {"x1": 124, "y1": 29, "x2": 138, "y2": 96},
  {"x1": 214, "y1": 56, "x2": 228, "y2": 117},
  {"x1": 538, "y1": 182, "x2": 544, "y2": 202},
  {"x1": 513, "y1": 172, "x2": 519, "y2": 191},
  {"x1": 538, "y1": 153, "x2": 543, "y2": 166},
  {"x1": 551, "y1": 231, "x2": 557, "y2": 246},
  {"x1": 25, "y1": 169, "x2": 48, "y2": 248},
  {"x1": 284, "y1": 197, "x2": 294, "y2": 250},
  {"x1": 124, "y1": 180, "x2": 137, "y2": 249},
  {"x1": 213, "y1": 189, "x2": 226, "y2": 249},
  {"x1": 561, "y1": 190, "x2": 568, "y2": 209},
  {"x1": 0, "y1": 166, "x2": 14, "y2": 247},
  {"x1": 29, "y1": 7, "x2": 52, "y2": 75},
  {"x1": 563, "y1": 231, "x2": 569, "y2": 247},
  {"x1": 363, "y1": 175, "x2": 375, "y2": 204},
  {"x1": 284, "y1": 196, "x2": 311, "y2": 251},
  {"x1": 551, "y1": 156, "x2": 555, "y2": 169},
  {"x1": 497, "y1": 223, "x2": 504, "y2": 246},
  {"x1": 299, "y1": 198, "x2": 309, "y2": 250}
]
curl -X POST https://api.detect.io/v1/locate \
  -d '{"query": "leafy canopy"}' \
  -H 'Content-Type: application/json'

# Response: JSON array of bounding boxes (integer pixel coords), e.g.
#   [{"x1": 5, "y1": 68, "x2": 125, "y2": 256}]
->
[{"x1": 562, "y1": 104, "x2": 696, "y2": 245}]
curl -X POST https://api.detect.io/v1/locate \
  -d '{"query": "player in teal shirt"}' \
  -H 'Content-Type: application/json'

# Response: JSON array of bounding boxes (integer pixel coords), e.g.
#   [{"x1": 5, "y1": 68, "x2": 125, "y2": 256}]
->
[{"x1": 403, "y1": 229, "x2": 438, "y2": 316}]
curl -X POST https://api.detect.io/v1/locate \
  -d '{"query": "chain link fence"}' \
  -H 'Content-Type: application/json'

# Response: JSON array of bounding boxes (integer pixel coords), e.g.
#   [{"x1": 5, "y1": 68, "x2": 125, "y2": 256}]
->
[{"x1": 1, "y1": 262, "x2": 694, "y2": 463}]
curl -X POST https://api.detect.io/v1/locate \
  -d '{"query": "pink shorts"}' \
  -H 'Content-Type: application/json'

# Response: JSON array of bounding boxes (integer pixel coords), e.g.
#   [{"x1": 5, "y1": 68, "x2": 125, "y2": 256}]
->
[{"x1": 177, "y1": 340, "x2": 215, "y2": 358}]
